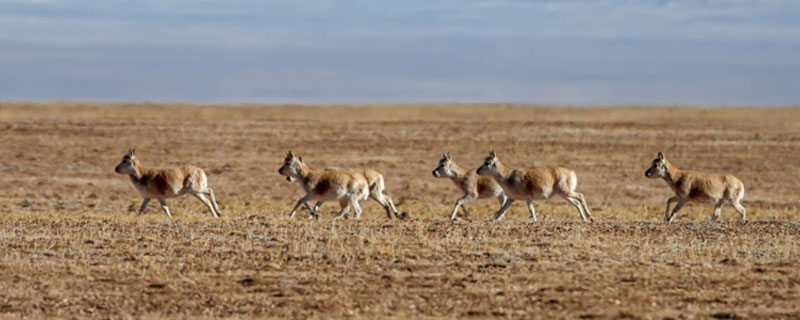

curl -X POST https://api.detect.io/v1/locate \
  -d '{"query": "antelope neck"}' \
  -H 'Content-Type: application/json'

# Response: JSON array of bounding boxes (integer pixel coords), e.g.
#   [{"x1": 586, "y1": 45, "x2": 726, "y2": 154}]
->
[{"x1": 662, "y1": 161, "x2": 682, "y2": 185}]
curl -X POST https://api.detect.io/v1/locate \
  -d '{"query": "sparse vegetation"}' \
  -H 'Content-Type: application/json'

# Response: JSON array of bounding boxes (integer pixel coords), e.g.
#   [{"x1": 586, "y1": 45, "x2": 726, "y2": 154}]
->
[{"x1": 0, "y1": 103, "x2": 799, "y2": 318}]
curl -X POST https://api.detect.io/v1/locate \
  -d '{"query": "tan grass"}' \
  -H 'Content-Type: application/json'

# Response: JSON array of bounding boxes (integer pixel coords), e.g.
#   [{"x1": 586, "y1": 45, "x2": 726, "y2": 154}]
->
[{"x1": 0, "y1": 103, "x2": 799, "y2": 318}]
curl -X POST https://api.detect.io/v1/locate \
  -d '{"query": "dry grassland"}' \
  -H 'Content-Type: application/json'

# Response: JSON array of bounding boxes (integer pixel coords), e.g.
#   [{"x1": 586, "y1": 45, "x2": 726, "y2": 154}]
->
[{"x1": 1, "y1": 102, "x2": 799, "y2": 319}]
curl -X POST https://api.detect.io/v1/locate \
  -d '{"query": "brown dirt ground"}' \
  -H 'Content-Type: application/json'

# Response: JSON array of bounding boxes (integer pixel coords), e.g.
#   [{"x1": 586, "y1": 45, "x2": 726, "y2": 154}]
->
[{"x1": 1, "y1": 102, "x2": 799, "y2": 319}]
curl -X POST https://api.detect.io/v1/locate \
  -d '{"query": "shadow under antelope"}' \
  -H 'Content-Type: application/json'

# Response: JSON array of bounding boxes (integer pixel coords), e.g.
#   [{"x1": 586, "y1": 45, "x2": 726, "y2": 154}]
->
[
  {"x1": 645, "y1": 152, "x2": 746, "y2": 223},
  {"x1": 476, "y1": 151, "x2": 594, "y2": 222},
  {"x1": 114, "y1": 149, "x2": 222, "y2": 218},
  {"x1": 432, "y1": 152, "x2": 507, "y2": 220}
]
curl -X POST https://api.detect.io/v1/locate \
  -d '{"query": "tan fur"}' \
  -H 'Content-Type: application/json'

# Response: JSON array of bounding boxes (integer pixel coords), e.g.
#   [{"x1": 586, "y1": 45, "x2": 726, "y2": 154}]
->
[
  {"x1": 476, "y1": 151, "x2": 593, "y2": 222},
  {"x1": 309, "y1": 168, "x2": 406, "y2": 219},
  {"x1": 432, "y1": 152, "x2": 506, "y2": 220},
  {"x1": 359, "y1": 169, "x2": 406, "y2": 219},
  {"x1": 114, "y1": 149, "x2": 221, "y2": 218},
  {"x1": 645, "y1": 152, "x2": 746, "y2": 222},
  {"x1": 278, "y1": 151, "x2": 369, "y2": 219}
]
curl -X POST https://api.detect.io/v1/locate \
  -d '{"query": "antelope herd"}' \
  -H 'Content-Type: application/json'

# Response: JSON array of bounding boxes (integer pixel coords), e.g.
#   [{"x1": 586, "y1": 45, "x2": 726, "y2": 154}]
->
[{"x1": 115, "y1": 149, "x2": 747, "y2": 223}]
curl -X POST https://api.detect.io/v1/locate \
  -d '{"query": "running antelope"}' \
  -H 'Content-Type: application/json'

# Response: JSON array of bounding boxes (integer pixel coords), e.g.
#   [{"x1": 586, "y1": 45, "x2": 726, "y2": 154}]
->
[
  {"x1": 432, "y1": 152, "x2": 507, "y2": 220},
  {"x1": 308, "y1": 168, "x2": 407, "y2": 219},
  {"x1": 114, "y1": 149, "x2": 221, "y2": 218},
  {"x1": 645, "y1": 152, "x2": 746, "y2": 223},
  {"x1": 362, "y1": 168, "x2": 407, "y2": 219},
  {"x1": 278, "y1": 151, "x2": 370, "y2": 219},
  {"x1": 476, "y1": 151, "x2": 593, "y2": 222}
]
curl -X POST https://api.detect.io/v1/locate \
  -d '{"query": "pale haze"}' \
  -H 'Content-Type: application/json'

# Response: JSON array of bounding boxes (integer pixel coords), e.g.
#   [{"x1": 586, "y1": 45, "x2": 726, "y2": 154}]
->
[{"x1": 1, "y1": 0, "x2": 799, "y2": 105}]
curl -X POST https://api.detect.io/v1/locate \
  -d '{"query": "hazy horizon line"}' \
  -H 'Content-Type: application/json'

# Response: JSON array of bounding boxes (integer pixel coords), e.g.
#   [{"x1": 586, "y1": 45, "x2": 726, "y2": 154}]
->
[{"x1": 3, "y1": 100, "x2": 798, "y2": 108}]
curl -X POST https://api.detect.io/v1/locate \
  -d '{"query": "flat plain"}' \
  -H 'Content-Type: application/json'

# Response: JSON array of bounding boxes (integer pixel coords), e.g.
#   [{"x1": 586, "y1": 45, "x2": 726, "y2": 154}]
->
[{"x1": 1, "y1": 103, "x2": 799, "y2": 319}]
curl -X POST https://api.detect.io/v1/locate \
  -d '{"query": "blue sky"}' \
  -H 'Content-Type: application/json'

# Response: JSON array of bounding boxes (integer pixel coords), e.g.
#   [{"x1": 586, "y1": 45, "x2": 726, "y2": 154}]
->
[{"x1": 1, "y1": 0, "x2": 799, "y2": 105}]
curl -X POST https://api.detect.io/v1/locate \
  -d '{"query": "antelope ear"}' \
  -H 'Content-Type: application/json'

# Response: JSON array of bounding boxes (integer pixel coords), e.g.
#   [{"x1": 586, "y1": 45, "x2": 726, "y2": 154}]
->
[
  {"x1": 287, "y1": 150, "x2": 294, "y2": 158},
  {"x1": 490, "y1": 150, "x2": 496, "y2": 158},
  {"x1": 446, "y1": 152, "x2": 452, "y2": 160},
  {"x1": 298, "y1": 156, "x2": 303, "y2": 163},
  {"x1": 658, "y1": 152, "x2": 664, "y2": 160},
  {"x1": 128, "y1": 148, "x2": 135, "y2": 156}
]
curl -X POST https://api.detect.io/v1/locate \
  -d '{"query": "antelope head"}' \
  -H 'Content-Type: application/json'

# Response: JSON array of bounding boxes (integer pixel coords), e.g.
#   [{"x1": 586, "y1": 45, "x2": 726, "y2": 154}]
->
[
  {"x1": 645, "y1": 152, "x2": 667, "y2": 178},
  {"x1": 278, "y1": 151, "x2": 306, "y2": 182},
  {"x1": 432, "y1": 152, "x2": 456, "y2": 178},
  {"x1": 115, "y1": 148, "x2": 139, "y2": 175},
  {"x1": 476, "y1": 150, "x2": 499, "y2": 176}
]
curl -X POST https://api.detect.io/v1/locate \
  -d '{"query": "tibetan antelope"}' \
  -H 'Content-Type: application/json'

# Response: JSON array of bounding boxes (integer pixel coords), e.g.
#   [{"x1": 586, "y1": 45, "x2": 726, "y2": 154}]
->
[
  {"x1": 362, "y1": 169, "x2": 407, "y2": 219},
  {"x1": 432, "y1": 152, "x2": 507, "y2": 220},
  {"x1": 645, "y1": 152, "x2": 746, "y2": 223},
  {"x1": 310, "y1": 168, "x2": 407, "y2": 219},
  {"x1": 476, "y1": 151, "x2": 593, "y2": 222},
  {"x1": 281, "y1": 154, "x2": 406, "y2": 219},
  {"x1": 278, "y1": 151, "x2": 370, "y2": 219},
  {"x1": 114, "y1": 149, "x2": 221, "y2": 218}
]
